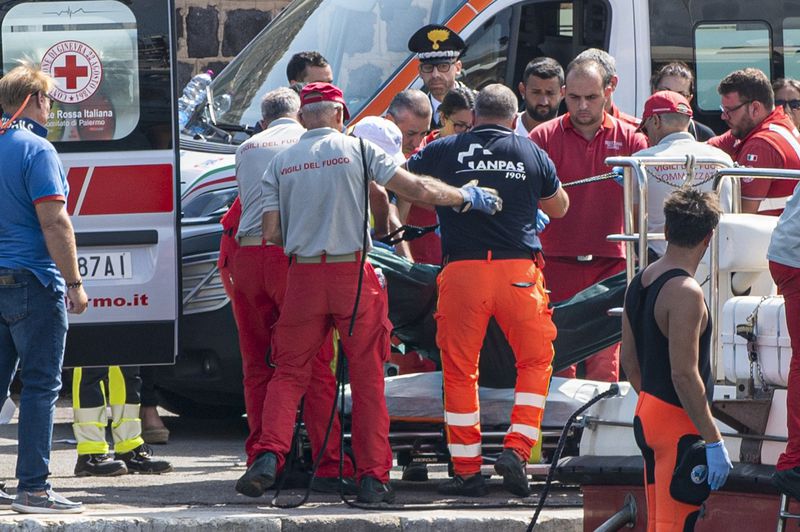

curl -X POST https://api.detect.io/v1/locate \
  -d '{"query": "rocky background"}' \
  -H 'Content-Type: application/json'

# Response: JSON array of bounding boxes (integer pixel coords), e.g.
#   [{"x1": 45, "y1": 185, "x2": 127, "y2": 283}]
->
[{"x1": 176, "y1": 0, "x2": 291, "y2": 87}]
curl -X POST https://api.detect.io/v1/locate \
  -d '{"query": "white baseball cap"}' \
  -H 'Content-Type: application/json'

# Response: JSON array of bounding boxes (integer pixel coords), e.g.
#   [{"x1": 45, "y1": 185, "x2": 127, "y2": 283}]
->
[{"x1": 351, "y1": 116, "x2": 406, "y2": 165}]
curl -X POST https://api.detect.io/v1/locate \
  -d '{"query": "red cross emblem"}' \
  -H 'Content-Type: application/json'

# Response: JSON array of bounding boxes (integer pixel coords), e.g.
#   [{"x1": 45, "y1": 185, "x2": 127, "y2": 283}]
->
[
  {"x1": 40, "y1": 40, "x2": 103, "y2": 104},
  {"x1": 54, "y1": 55, "x2": 89, "y2": 90}
]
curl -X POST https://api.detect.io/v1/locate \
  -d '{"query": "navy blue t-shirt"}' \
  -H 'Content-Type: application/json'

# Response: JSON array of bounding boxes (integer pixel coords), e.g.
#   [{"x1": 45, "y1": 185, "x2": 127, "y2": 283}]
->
[{"x1": 406, "y1": 125, "x2": 560, "y2": 256}]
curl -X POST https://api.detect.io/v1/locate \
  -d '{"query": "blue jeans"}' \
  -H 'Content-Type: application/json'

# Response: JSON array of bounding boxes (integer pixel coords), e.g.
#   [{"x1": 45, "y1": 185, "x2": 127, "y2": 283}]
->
[{"x1": 0, "y1": 268, "x2": 67, "y2": 492}]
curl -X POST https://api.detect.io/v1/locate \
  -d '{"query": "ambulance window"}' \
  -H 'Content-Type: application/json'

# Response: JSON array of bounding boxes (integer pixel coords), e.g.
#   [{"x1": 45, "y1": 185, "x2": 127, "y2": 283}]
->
[
  {"x1": 783, "y1": 18, "x2": 800, "y2": 80},
  {"x1": 694, "y1": 23, "x2": 771, "y2": 111},
  {"x1": 2, "y1": 1, "x2": 140, "y2": 143},
  {"x1": 461, "y1": 9, "x2": 513, "y2": 90}
]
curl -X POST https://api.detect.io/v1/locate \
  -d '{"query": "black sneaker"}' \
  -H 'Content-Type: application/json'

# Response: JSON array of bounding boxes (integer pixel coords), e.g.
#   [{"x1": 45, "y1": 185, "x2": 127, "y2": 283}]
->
[
  {"x1": 494, "y1": 448, "x2": 531, "y2": 497},
  {"x1": 115, "y1": 444, "x2": 172, "y2": 474},
  {"x1": 437, "y1": 474, "x2": 488, "y2": 497},
  {"x1": 236, "y1": 452, "x2": 277, "y2": 498},
  {"x1": 401, "y1": 461, "x2": 429, "y2": 482},
  {"x1": 356, "y1": 476, "x2": 395, "y2": 503},
  {"x1": 310, "y1": 475, "x2": 358, "y2": 494},
  {"x1": 74, "y1": 454, "x2": 128, "y2": 477},
  {"x1": 774, "y1": 467, "x2": 800, "y2": 501}
]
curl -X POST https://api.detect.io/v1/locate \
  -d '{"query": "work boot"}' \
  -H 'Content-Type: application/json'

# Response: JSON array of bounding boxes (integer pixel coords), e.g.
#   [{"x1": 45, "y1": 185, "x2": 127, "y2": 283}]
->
[
  {"x1": 494, "y1": 448, "x2": 531, "y2": 497},
  {"x1": 437, "y1": 474, "x2": 488, "y2": 497},
  {"x1": 115, "y1": 444, "x2": 172, "y2": 474},
  {"x1": 74, "y1": 454, "x2": 128, "y2": 477},
  {"x1": 774, "y1": 467, "x2": 800, "y2": 501},
  {"x1": 401, "y1": 461, "x2": 429, "y2": 481},
  {"x1": 236, "y1": 452, "x2": 277, "y2": 497},
  {"x1": 310, "y1": 475, "x2": 358, "y2": 494},
  {"x1": 356, "y1": 476, "x2": 395, "y2": 503}
]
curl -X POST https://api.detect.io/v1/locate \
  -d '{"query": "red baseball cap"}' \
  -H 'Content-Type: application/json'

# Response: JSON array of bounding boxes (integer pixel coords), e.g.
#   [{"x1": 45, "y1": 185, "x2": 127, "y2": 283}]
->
[
  {"x1": 638, "y1": 90, "x2": 693, "y2": 131},
  {"x1": 300, "y1": 82, "x2": 350, "y2": 121}
]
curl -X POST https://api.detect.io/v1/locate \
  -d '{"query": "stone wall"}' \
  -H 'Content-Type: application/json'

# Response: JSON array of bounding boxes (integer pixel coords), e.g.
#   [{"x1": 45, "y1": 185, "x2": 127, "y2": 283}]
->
[{"x1": 175, "y1": 0, "x2": 292, "y2": 87}]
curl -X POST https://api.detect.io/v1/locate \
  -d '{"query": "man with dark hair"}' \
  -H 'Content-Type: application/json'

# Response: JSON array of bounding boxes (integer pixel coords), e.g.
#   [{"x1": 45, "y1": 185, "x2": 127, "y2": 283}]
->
[
  {"x1": 515, "y1": 57, "x2": 564, "y2": 135},
  {"x1": 621, "y1": 188, "x2": 731, "y2": 531},
  {"x1": 710, "y1": 68, "x2": 800, "y2": 214},
  {"x1": 286, "y1": 51, "x2": 333, "y2": 86},
  {"x1": 408, "y1": 84, "x2": 568, "y2": 497},
  {"x1": 408, "y1": 24, "x2": 470, "y2": 129},
  {"x1": 574, "y1": 48, "x2": 640, "y2": 127},
  {"x1": 530, "y1": 53, "x2": 647, "y2": 382},
  {"x1": 650, "y1": 61, "x2": 715, "y2": 141}
]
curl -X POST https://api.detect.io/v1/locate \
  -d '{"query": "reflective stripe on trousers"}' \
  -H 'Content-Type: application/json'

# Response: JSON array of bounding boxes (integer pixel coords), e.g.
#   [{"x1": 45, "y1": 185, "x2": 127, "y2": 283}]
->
[{"x1": 436, "y1": 258, "x2": 556, "y2": 476}]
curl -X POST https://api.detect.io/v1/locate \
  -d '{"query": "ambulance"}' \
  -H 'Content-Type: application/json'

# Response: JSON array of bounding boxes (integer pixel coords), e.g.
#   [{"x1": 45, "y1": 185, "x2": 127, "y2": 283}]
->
[{"x1": 0, "y1": 0, "x2": 180, "y2": 368}]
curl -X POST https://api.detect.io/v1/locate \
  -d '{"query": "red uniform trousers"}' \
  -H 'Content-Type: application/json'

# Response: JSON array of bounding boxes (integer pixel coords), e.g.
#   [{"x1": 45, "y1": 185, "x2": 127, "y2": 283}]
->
[
  {"x1": 436, "y1": 258, "x2": 556, "y2": 476},
  {"x1": 256, "y1": 259, "x2": 393, "y2": 483},
  {"x1": 634, "y1": 392, "x2": 704, "y2": 532},
  {"x1": 230, "y1": 245, "x2": 353, "y2": 478},
  {"x1": 771, "y1": 261, "x2": 800, "y2": 471},
  {"x1": 546, "y1": 256, "x2": 625, "y2": 382}
]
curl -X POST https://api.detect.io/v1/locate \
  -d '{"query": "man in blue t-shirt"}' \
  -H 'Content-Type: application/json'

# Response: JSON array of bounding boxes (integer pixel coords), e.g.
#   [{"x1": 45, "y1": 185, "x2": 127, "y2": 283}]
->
[
  {"x1": 407, "y1": 84, "x2": 569, "y2": 497},
  {"x1": 0, "y1": 64, "x2": 87, "y2": 514}
]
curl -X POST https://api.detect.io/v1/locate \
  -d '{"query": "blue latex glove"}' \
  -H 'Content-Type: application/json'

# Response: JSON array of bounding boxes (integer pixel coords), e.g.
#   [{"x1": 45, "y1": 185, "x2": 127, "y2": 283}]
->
[
  {"x1": 536, "y1": 211, "x2": 550, "y2": 233},
  {"x1": 612, "y1": 166, "x2": 625, "y2": 186},
  {"x1": 459, "y1": 182, "x2": 503, "y2": 215},
  {"x1": 705, "y1": 440, "x2": 732, "y2": 490}
]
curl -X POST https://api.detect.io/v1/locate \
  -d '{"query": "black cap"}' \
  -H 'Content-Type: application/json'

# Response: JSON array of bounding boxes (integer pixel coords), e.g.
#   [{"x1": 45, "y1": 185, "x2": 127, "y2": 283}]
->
[{"x1": 408, "y1": 24, "x2": 465, "y2": 64}]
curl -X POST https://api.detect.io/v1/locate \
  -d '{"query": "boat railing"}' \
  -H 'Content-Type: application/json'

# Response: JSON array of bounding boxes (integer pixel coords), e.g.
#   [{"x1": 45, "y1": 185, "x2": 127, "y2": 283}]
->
[{"x1": 604, "y1": 156, "x2": 800, "y2": 381}]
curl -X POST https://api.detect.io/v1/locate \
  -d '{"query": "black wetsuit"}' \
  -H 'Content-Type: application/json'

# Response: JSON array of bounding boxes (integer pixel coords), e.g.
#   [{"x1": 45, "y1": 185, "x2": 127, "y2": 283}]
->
[{"x1": 626, "y1": 268, "x2": 713, "y2": 531}]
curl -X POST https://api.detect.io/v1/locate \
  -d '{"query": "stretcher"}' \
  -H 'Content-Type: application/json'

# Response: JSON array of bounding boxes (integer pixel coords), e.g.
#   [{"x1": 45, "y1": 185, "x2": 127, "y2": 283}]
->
[{"x1": 311, "y1": 248, "x2": 629, "y2": 471}]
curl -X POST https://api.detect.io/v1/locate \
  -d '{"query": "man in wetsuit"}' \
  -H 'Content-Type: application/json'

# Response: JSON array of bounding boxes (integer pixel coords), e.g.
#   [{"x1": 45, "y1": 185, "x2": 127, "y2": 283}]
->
[{"x1": 621, "y1": 188, "x2": 732, "y2": 531}]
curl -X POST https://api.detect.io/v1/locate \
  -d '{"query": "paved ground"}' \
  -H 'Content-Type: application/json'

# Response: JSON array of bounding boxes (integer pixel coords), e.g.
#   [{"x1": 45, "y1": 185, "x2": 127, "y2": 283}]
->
[{"x1": 0, "y1": 399, "x2": 583, "y2": 531}]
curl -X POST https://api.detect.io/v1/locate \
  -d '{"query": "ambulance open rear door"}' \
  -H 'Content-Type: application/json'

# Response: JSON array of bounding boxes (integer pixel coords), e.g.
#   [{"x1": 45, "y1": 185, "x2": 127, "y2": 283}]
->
[{"x1": 0, "y1": 0, "x2": 180, "y2": 366}]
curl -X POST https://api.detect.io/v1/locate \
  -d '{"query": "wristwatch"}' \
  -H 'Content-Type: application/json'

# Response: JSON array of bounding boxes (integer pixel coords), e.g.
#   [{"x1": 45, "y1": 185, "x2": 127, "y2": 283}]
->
[{"x1": 66, "y1": 279, "x2": 83, "y2": 289}]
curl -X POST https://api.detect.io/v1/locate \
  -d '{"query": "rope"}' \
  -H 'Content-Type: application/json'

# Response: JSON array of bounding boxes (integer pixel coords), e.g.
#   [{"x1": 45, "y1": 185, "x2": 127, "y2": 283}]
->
[{"x1": 561, "y1": 172, "x2": 620, "y2": 188}]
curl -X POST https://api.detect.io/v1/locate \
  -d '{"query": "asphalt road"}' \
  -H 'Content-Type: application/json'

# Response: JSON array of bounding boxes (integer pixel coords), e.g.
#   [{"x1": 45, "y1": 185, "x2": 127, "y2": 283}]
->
[{"x1": 0, "y1": 398, "x2": 582, "y2": 530}]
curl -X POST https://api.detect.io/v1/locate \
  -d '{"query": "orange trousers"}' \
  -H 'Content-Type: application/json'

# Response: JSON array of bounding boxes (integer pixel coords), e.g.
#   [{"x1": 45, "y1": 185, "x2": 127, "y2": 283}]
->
[
  {"x1": 436, "y1": 258, "x2": 556, "y2": 476},
  {"x1": 634, "y1": 392, "x2": 704, "y2": 531}
]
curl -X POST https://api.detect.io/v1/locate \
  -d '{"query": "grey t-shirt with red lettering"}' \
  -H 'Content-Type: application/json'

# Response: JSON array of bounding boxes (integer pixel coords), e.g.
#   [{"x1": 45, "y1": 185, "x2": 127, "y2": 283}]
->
[{"x1": 262, "y1": 127, "x2": 398, "y2": 256}]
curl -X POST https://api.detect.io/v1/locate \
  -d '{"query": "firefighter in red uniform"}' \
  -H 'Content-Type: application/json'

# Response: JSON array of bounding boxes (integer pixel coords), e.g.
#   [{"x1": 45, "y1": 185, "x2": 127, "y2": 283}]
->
[
  {"x1": 714, "y1": 68, "x2": 800, "y2": 215},
  {"x1": 241, "y1": 82, "x2": 501, "y2": 503},
  {"x1": 229, "y1": 88, "x2": 355, "y2": 497},
  {"x1": 408, "y1": 84, "x2": 569, "y2": 497},
  {"x1": 530, "y1": 53, "x2": 647, "y2": 382}
]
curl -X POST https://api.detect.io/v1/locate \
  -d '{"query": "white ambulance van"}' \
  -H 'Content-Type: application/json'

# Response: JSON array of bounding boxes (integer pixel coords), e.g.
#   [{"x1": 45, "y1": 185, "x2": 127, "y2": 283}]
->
[{"x1": 1, "y1": 0, "x2": 180, "y2": 367}]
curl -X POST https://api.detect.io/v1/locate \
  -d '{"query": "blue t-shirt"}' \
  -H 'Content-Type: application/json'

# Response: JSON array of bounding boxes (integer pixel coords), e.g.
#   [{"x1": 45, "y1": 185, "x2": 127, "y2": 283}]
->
[
  {"x1": 406, "y1": 125, "x2": 560, "y2": 256},
  {"x1": 0, "y1": 119, "x2": 68, "y2": 290}
]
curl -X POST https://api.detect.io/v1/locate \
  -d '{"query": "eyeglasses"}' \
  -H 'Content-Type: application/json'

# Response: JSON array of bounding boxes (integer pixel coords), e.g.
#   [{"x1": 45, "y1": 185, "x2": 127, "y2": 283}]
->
[
  {"x1": 719, "y1": 100, "x2": 751, "y2": 116},
  {"x1": 656, "y1": 87, "x2": 691, "y2": 99},
  {"x1": 450, "y1": 121, "x2": 472, "y2": 132},
  {"x1": 776, "y1": 99, "x2": 800, "y2": 110},
  {"x1": 420, "y1": 61, "x2": 456, "y2": 74}
]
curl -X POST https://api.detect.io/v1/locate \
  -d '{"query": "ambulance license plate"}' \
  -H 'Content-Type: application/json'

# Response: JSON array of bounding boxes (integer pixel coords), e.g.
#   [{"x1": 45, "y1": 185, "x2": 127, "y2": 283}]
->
[{"x1": 77, "y1": 252, "x2": 133, "y2": 280}]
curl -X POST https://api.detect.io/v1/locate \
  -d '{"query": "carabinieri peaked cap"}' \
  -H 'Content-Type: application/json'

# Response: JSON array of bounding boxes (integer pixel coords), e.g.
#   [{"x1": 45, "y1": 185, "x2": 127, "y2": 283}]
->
[{"x1": 408, "y1": 24, "x2": 466, "y2": 64}]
